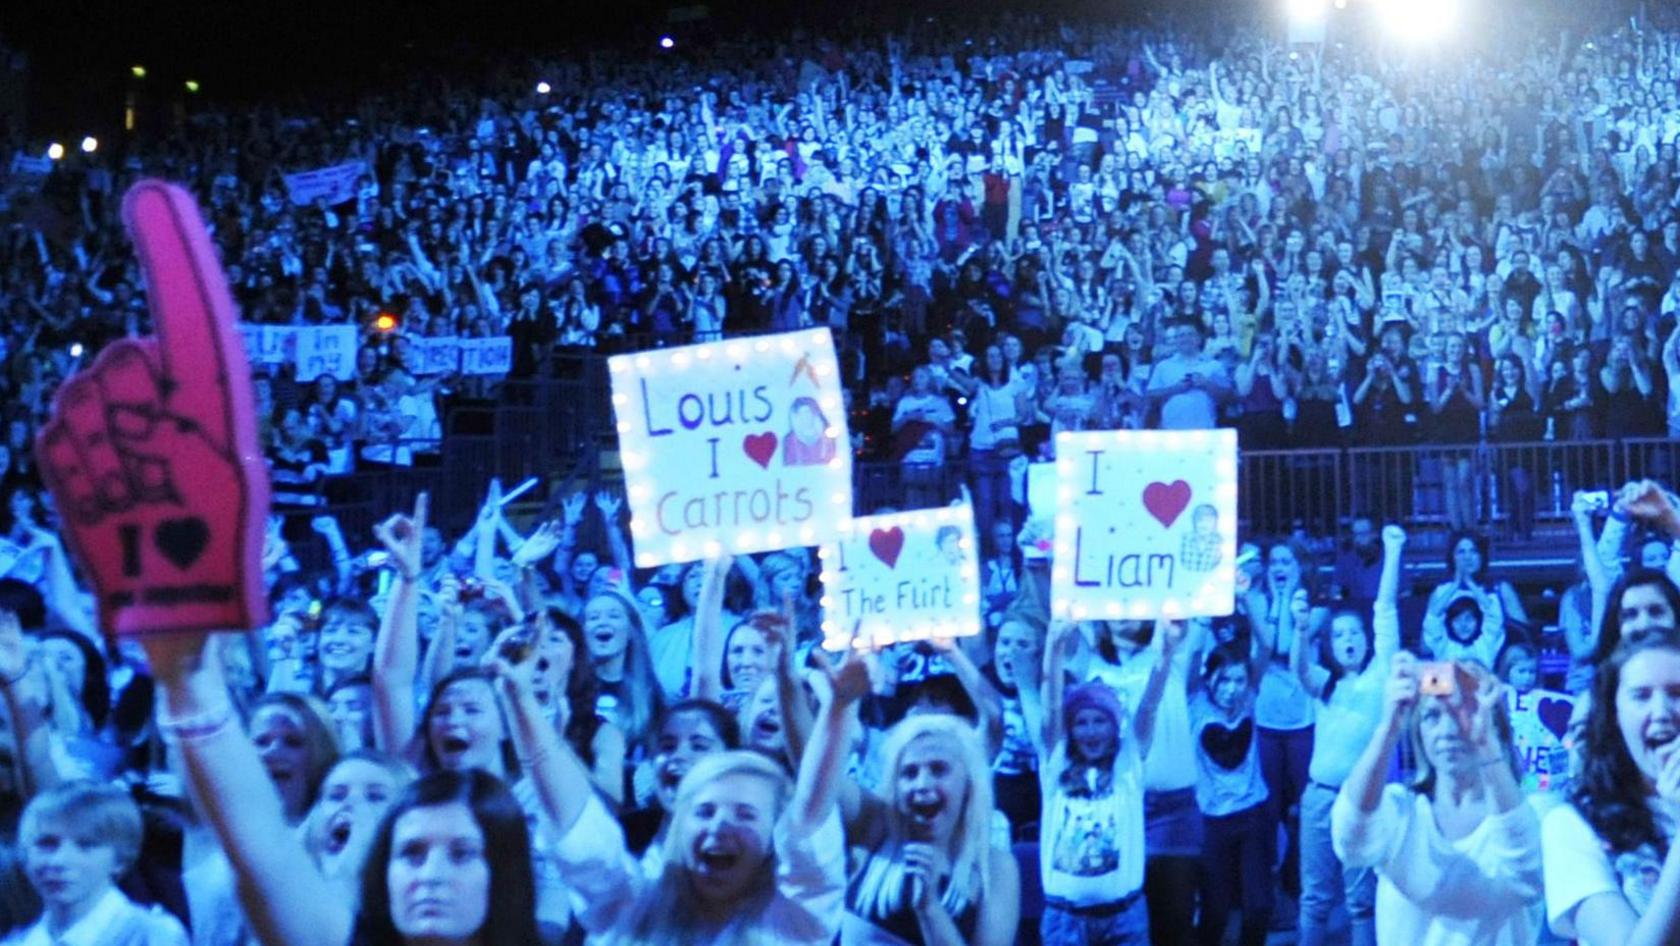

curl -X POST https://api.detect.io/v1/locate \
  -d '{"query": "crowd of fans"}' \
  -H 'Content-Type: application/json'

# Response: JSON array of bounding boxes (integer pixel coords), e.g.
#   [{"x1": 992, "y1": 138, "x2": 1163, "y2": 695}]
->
[{"x1": 4, "y1": 3, "x2": 1680, "y2": 946}]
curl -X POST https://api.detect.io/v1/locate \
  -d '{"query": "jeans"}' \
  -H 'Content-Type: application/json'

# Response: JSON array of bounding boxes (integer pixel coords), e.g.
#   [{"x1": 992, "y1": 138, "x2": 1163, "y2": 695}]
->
[
  {"x1": 968, "y1": 448, "x2": 1017, "y2": 548},
  {"x1": 1144, "y1": 788, "x2": 1204, "y2": 946},
  {"x1": 1197, "y1": 802, "x2": 1273, "y2": 946},
  {"x1": 1259, "y1": 725, "x2": 1314, "y2": 896},
  {"x1": 1297, "y1": 782, "x2": 1376, "y2": 946},
  {"x1": 1042, "y1": 894, "x2": 1150, "y2": 946}
]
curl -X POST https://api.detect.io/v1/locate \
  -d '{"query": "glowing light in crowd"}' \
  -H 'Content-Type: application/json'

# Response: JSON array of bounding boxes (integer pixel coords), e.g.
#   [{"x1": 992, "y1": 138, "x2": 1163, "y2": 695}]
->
[
  {"x1": 81, "y1": 137, "x2": 98, "y2": 154},
  {"x1": 373, "y1": 312, "x2": 399, "y2": 332},
  {"x1": 184, "y1": 80, "x2": 200, "y2": 93},
  {"x1": 1375, "y1": 0, "x2": 1460, "y2": 43},
  {"x1": 69, "y1": 343, "x2": 84, "y2": 358},
  {"x1": 659, "y1": 35, "x2": 675, "y2": 49},
  {"x1": 131, "y1": 65, "x2": 147, "y2": 78},
  {"x1": 535, "y1": 81, "x2": 552, "y2": 95},
  {"x1": 1285, "y1": 0, "x2": 1327, "y2": 25},
  {"x1": 46, "y1": 143, "x2": 64, "y2": 160}
]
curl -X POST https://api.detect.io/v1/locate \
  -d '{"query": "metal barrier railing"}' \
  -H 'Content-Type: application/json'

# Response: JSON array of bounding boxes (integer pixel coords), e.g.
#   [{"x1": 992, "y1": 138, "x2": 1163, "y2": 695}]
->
[{"x1": 285, "y1": 383, "x2": 1679, "y2": 573}]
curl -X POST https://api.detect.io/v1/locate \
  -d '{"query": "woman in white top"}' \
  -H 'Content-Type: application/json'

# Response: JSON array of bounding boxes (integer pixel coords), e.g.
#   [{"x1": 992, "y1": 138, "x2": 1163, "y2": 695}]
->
[
  {"x1": 1540, "y1": 636, "x2": 1680, "y2": 946},
  {"x1": 1331, "y1": 655, "x2": 1541, "y2": 945},
  {"x1": 1293, "y1": 525, "x2": 1406, "y2": 946}
]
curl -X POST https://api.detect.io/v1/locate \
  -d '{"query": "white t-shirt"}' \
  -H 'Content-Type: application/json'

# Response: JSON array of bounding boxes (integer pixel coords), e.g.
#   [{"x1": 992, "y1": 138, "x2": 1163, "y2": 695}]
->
[
  {"x1": 1308, "y1": 602, "x2": 1399, "y2": 786},
  {"x1": 1332, "y1": 785, "x2": 1542, "y2": 946},
  {"x1": 2, "y1": 888, "x2": 187, "y2": 946},
  {"x1": 1039, "y1": 739, "x2": 1146, "y2": 905},
  {"x1": 1541, "y1": 799, "x2": 1677, "y2": 939},
  {"x1": 1086, "y1": 643, "x2": 1197, "y2": 793}
]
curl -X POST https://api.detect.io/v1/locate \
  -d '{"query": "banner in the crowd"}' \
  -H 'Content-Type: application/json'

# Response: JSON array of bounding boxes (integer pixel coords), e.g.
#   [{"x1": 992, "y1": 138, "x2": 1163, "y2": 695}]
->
[
  {"x1": 282, "y1": 160, "x2": 370, "y2": 207},
  {"x1": 1050, "y1": 429, "x2": 1238, "y2": 620},
  {"x1": 237, "y1": 325, "x2": 357, "y2": 381},
  {"x1": 609, "y1": 328, "x2": 851, "y2": 567},
  {"x1": 1212, "y1": 128, "x2": 1263, "y2": 161},
  {"x1": 817, "y1": 503, "x2": 981, "y2": 649},
  {"x1": 9, "y1": 152, "x2": 52, "y2": 179},
  {"x1": 408, "y1": 336, "x2": 514, "y2": 376}
]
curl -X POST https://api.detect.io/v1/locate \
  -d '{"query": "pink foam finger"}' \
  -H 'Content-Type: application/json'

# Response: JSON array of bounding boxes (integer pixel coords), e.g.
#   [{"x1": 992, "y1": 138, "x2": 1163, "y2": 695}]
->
[
  {"x1": 121, "y1": 181, "x2": 255, "y2": 460},
  {"x1": 53, "y1": 371, "x2": 131, "y2": 514},
  {"x1": 37, "y1": 422, "x2": 101, "y2": 525}
]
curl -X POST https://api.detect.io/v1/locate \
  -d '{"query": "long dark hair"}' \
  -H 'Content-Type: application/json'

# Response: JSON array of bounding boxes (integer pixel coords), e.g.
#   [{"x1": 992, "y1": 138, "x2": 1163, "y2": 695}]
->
[
  {"x1": 355, "y1": 769, "x2": 538, "y2": 946},
  {"x1": 1315, "y1": 608, "x2": 1374, "y2": 702},
  {"x1": 543, "y1": 608, "x2": 603, "y2": 767},
  {"x1": 1572, "y1": 637, "x2": 1680, "y2": 857},
  {"x1": 1593, "y1": 568, "x2": 1680, "y2": 664},
  {"x1": 419, "y1": 668, "x2": 520, "y2": 777}
]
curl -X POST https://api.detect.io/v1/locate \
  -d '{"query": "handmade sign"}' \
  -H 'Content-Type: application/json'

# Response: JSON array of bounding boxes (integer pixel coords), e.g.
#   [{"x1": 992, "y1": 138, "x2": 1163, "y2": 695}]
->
[
  {"x1": 1507, "y1": 688, "x2": 1576, "y2": 793},
  {"x1": 817, "y1": 503, "x2": 981, "y2": 650},
  {"x1": 609, "y1": 329, "x2": 851, "y2": 567},
  {"x1": 1050, "y1": 429, "x2": 1237, "y2": 621},
  {"x1": 36, "y1": 180, "x2": 271, "y2": 636}
]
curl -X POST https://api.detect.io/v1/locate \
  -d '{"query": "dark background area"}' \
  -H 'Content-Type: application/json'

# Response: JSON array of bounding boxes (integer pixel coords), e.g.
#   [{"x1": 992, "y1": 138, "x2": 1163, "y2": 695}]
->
[{"x1": 0, "y1": 0, "x2": 1633, "y2": 144}]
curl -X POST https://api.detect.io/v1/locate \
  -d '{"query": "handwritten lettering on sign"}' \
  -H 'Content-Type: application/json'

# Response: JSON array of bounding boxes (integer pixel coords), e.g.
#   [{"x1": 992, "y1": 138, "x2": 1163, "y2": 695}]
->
[
  {"x1": 1050, "y1": 429, "x2": 1238, "y2": 621},
  {"x1": 609, "y1": 330, "x2": 852, "y2": 566},
  {"x1": 818, "y1": 504, "x2": 982, "y2": 650}
]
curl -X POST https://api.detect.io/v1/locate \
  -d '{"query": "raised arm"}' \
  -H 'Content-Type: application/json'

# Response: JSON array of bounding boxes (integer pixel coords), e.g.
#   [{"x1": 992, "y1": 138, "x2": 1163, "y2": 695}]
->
[
  {"x1": 1133, "y1": 620, "x2": 1185, "y2": 756},
  {"x1": 691, "y1": 555, "x2": 733, "y2": 702},
  {"x1": 370, "y1": 494, "x2": 428, "y2": 757},
  {"x1": 1040, "y1": 619, "x2": 1078, "y2": 752},
  {"x1": 146, "y1": 631, "x2": 351, "y2": 946},
  {"x1": 1373, "y1": 525, "x2": 1405, "y2": 664}
]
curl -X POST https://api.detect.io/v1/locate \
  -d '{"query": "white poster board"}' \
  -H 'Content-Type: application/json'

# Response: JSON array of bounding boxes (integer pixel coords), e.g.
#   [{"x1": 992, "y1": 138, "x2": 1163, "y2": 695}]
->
[
  {"x1": 817, "y1": 504, "x2": 981, "y2": 650},
  {"x1": 1050, "y1": 429, "x2": 1238, "y2": 621},
  {"x1": 610, "y1": 329, "x2": 852, "y2": 566}
]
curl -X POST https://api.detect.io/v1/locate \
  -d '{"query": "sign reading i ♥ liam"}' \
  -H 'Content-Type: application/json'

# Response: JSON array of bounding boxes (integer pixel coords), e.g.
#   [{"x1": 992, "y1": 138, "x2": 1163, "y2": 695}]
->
[
  {"x1": 818, "y1": 503, "x2": 981, "y2": 650},
  {"x1": 1050, "y1": 429, "x2": 1238, "y2": 621},
  {"x1": 610, "y1": 329, "x2": 852, "y2": 567}
]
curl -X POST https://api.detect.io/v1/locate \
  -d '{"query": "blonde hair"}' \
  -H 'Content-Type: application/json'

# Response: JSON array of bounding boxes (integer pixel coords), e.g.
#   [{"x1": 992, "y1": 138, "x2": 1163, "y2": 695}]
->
[
  {"x1": 612, "y1": 751, "x2": 794, "y2": 946},
  {"x1": 850, "y1": 715, "x2": 994, "y2": 922}
]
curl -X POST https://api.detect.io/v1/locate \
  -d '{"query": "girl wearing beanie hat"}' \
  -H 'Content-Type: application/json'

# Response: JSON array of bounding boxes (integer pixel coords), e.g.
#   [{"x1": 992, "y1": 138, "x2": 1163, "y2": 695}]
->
[{"x1": 1031, "y1": 618, "x2": 1185, "y2": 945}]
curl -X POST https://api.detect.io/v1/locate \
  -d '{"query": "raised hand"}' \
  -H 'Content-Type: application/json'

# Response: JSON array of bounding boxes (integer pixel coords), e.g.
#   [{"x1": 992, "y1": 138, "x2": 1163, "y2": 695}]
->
[
  {"x1": 593, "y1": 490, "x2": 624, "y2": 521},
  {"x1": 1384, "y1": 651, "x2": 1421, "y2": 722},
  {"x1": 371, "y1": 493, "x2": 428, "y2": 582},
  {"x1": 510, "y1": 521, "x2": 563, "y2": 569},
  {"x1": 1382, "y1": 524, "x2": 1407, "y2": 549},
  {"x1": 37, "y1": 181, "x2": 270, "y2": 636},
  {"x1": 560, "y1": 493, "x2": 587, "y2": 528}
]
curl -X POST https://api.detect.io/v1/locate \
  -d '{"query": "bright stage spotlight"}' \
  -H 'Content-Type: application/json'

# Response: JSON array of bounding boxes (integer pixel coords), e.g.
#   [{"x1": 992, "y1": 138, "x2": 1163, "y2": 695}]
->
[
  {"x1": 1286, "y1": 0, "x2": 1328, "y2": 44},
  {"x1": 1374, "y1": 0, "x2": 1460, "y2": 43}
]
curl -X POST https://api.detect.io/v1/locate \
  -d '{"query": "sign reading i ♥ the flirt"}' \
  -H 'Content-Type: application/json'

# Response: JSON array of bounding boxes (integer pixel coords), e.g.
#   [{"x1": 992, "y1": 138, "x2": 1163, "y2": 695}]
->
[
  {"x1": 818, "y1": 503, "x2": 981, "y2": 650},
  {"x1": 1050, "y1": 429, "x2": 1238, "y2": 621},
  {"x1": 610, "y1": 329, "x2": 852, "y2": 567}
]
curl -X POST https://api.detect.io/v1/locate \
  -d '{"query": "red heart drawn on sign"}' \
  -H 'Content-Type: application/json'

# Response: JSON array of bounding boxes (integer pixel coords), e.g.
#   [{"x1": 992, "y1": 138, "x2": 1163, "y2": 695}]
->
[
  {"x1": 868, "y1": 527, "x2": 906, "y2": 568},
  {"x1": 742, "y1": 431, "x2": 778, "y2": 469},
  {"x1": 1142, "y1": 480, "x2": 1193, "y2": 529}
]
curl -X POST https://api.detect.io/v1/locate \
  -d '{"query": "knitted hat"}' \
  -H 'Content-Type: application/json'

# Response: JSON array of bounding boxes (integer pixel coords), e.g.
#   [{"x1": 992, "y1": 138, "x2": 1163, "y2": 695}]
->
[{"x1": 1062, "y1": 680, "x2": 1126, "y2": 730}]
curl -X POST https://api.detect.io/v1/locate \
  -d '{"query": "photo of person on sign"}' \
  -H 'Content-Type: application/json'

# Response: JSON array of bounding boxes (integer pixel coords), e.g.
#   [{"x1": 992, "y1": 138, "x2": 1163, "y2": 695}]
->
[{"x1": 782, "y1": 396, "x2": 837, "y2": 467}]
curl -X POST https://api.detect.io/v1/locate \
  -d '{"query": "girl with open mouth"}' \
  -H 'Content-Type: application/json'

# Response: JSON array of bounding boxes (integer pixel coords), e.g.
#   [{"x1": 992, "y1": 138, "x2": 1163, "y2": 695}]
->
[
  {"x1": 1543, "y1": 636, "x2": 1680, "y2": 944},
  {"x1": 1034, "y1": 618, "x2": 1183, "y2": 945},
  {"x1": 1292, "y1": 524, "x2": 1405, "y2": 946},
  {"x1": 485, "y1": 617, "x2": 858, "y2": 944}
]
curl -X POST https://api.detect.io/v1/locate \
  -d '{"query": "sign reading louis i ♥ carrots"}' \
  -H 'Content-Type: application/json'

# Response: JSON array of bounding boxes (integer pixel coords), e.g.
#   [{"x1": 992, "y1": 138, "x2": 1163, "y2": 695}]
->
[
  {"x1": 610, "y1": 330, "x2": 852, "y2": 567},
  {"x1": 1050, "y1": 429, "x2": 1238, "y2": 621},
  {"x1": 817, "y1": 503, "x2": 981, "y2": 650}
]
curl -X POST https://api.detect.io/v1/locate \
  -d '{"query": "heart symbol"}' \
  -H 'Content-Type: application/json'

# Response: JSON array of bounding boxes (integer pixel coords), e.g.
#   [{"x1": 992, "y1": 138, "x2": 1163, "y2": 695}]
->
[
  {"x1": 1537, "y1": 696, "x2": 1574, "y2": 742},
  {"x1": 742, "y1": 431, "x2": 778, "y2": 469},
  {"x1": 868, "y1": 527, "x2": 906, "y2": 569},
  {"x1": 1142, "y1": 480, "x2": 1193, "y2": 529},
  {"x1": 154, "y1": 517, "x2": 210, "y2": 571},
  {"x1": 1199, "y1": 717, "x2": 1254, "y2": 771}
]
